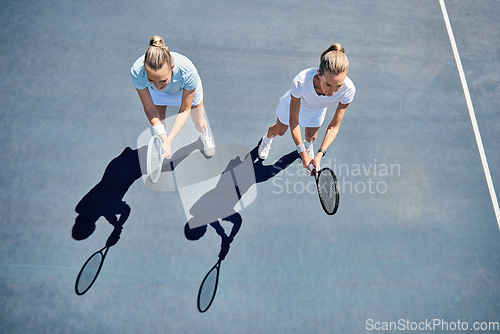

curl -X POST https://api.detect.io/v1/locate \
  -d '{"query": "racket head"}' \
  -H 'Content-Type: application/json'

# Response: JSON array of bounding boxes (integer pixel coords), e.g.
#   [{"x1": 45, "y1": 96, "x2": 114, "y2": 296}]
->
[
  {"x1": 197, "y1": 260, "x2": 221, "y2": 313},
  {"x1": 315, "y1": 168, "x2": 340, "y2": 215},
  {"x1": 75, "y1": 247, "x2": 108, "y2": 295},
  {"x1": 147, "y1": 135, "x2": 164, "y2": 184}
]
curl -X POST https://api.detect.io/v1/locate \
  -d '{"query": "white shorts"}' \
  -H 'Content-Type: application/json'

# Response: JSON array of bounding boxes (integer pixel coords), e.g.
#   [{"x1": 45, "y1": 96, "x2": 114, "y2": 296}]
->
[
  {"x1": 275, "y1": 91, "x2": 327, "y2": 128},
  {"x1": 149, "y1": 80, "x2": 204, "y2": 106}
]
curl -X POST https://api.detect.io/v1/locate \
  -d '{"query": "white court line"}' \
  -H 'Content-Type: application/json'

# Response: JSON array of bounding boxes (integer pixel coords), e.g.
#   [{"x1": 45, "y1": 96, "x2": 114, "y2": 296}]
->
[{"x1": 439, "y1": 0, "x2": 500, "y2": 230}]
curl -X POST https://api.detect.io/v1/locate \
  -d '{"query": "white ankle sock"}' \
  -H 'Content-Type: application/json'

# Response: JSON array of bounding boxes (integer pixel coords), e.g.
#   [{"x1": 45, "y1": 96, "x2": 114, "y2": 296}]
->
[{"x1": 263, "y1": 133, "x2": 273, "y2": 143}]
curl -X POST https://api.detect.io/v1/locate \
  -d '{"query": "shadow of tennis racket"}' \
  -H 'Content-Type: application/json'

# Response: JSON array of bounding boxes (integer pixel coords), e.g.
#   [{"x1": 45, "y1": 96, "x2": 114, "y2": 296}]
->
[
  {"x1": 197, "y1": 256, "x2": 223, "y2": 312},
  {"x1": 75, "y1": 223, "x2": 123, "y2": 296},
  {"x1": 196, "y1": 217, "x2": 236, "y2": 313},
  {"x1": 75, "y1": 245, "x2": 110, "y2": 295}
]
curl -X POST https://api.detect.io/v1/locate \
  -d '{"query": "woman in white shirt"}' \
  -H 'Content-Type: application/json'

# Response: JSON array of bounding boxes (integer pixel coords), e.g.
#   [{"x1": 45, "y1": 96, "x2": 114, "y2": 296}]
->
[{"x1": 258, "y1": 43, "x2": 355, "y2": 173}]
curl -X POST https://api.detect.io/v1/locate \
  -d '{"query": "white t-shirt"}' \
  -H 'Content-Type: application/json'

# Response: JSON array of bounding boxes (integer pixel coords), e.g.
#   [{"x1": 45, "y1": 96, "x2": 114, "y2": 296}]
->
[
  {"x1": 275, "y1": 68, "x2": 355, "y2": 127},
  {"x1": 290, "y1": 68, "x2": 355, "y2": 107}
]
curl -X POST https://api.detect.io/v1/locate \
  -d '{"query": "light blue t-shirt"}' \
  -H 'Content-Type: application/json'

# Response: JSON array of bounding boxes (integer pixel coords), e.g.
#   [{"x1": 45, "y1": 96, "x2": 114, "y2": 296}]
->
[{"x1": 130, "y1": 52, "x2": 200, "y2": 95}]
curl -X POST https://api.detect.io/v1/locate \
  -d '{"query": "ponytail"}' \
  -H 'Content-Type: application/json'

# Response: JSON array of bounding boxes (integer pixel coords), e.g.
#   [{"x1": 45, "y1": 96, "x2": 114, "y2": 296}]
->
[
  {"x1": 144, "y1": 35, "x2": 172, "y2": 70},
  {"x1": 319, "y1": 43, "x2": 349, "y2": 75}
]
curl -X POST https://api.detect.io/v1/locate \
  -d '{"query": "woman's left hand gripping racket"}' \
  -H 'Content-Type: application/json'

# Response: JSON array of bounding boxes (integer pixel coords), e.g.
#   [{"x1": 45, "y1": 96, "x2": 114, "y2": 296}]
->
[
  {"x1": 147, "y1": 135, "x2": 165, "y2": 184},
  {"x1": 309, "y1": 164, "x2": 340, "y2": 215}
]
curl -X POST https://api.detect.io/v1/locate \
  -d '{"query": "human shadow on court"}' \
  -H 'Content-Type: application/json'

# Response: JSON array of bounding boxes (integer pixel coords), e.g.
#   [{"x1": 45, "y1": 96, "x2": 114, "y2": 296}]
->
[
  {"x1": 72, "y1": 140, "x2": 202, "y2": 295},
  {"x1": 72, "y1": 139, "x2": 296, "y2": 296},
  {"x1": 73, "y1": 140, "x2": 202, "y2": 244},
  {"x1": 184, "y1": 143, "x2": 298, "y2": 248},
  {"x1": 186, "y1": 144, "x2": 298, "y2": 311}
]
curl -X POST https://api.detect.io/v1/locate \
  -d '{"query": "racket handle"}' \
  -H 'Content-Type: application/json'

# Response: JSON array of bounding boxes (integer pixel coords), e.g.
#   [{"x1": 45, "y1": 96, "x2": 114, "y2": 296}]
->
[
  {"x1": 158, "y1": 135, "x2": 170, "y2": 159},
  {"x1": 308, "y1": 163, "x2": 316, "y2": 173}
]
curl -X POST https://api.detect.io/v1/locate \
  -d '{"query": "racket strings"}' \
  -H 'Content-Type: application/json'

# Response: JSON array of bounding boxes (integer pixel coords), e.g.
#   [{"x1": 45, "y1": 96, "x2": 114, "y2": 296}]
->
[
  {"x1": 317, "y1": 171, "x2": 338, "y2": 214},
  {"x1": 149, "y1": 138, "x2": 163, "y2": 182}
]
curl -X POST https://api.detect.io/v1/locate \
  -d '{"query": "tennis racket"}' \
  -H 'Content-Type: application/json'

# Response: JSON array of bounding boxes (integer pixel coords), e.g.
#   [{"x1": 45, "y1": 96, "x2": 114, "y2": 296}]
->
[
  {"x1": 147, "y1": 135, "x2": 165, "y2": 183},
  {"x1": 197, "y1": 257, "x2": 222, "y2": 312},
  {"x1": 75, "y1": 246, "x2": 109, "y2": 295},
  {"x1": 309, "y1": 164, "x2": 340, "y2": 215}
]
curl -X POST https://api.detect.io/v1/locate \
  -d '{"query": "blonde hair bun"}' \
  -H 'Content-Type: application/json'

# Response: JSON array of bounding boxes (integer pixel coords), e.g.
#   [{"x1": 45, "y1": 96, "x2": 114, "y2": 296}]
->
[
  {"x1": 319, "y1": 43, "x2": 349, "y2": 75},
  {"x1": 149, "y1": 36, "x2": 166, "y2": 48},
  {"x1": 144, "y1": 35, "x2": 171, "y2": 70}
]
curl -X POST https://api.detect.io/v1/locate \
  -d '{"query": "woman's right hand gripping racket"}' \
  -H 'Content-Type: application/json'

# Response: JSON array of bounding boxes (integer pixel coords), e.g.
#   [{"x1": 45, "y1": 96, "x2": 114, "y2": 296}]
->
[
  {"x1": 147, "y1": 135, "x2": 165, "y2": 184},
  {"x1": 309, "y1": 164, "x2": 340, "y2": 215}
]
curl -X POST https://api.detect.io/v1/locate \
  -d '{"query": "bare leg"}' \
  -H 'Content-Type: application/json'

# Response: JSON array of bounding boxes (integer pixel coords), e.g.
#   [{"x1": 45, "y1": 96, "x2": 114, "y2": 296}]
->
[
  {"x1": 190, "y1": 101, "x2": 208, "y2": 133},
  {"x1": 303, "y1": 126, "x2": 320, "y2": 158},
  {"x1": 190, "y1": 101, "x2": 215, "y2": 156},
  {"x1": 258, "y1": 118, "x2": 288, "y2": 160},
  {"x1": 155, "y1": 105, "x2": 167, "y2": 121},
  {"x1": 266, "y1": 118, "x2": 289, "y2": 138},
  {"x1": 304, "y1": 126, "x2": 320, "y2": 143}
]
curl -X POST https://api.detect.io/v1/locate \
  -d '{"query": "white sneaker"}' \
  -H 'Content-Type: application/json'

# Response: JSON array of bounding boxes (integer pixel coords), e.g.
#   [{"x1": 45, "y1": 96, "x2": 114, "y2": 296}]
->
[
  {"x1": 258, "y1": 135, "x2": 273, "y2": 160},
  {"x1": 305, "y1": 141, "x2": 314, "y2": 159},
  {"x1": 200, "y1": 132, "x2": 215, "y2": 157}
]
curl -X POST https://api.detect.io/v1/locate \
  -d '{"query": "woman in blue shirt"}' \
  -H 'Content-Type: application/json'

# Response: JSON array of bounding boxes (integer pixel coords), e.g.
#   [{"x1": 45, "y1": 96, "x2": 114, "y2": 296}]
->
[{"x1": 131, "y1": 36, "x2": 215, "y2": 158}]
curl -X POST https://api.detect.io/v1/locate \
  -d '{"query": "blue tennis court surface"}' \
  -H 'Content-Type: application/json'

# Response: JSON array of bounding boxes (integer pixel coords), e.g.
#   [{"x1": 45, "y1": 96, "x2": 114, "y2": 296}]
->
[{"x1": 1, "y1": 0, "x2": 499, "y2": 333}]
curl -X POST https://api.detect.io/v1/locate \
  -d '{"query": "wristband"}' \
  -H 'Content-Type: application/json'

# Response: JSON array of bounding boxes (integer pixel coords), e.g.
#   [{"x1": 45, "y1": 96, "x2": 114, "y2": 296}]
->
[
  {"x1": 318, "y1": 148, "x2": 327, "y2": 156},
  {"x1": 153, "y1": 124, "x2": 167, "y2": 136},
  {"x1": 296, "y1": 143, "x2": 306, "y2": 154}
]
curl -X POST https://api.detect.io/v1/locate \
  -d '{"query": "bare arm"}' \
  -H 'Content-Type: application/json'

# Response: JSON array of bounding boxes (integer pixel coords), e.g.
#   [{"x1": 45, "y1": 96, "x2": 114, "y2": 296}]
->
[
  {"x1": 313, "y1": 102, "x2": 350, "y2": 170},
  {"x1": 136, "y1": 88, "x2": 168, "y2": 148},
  {"x1": 289, "y1": 95, "x2": 312, "y2": 169},
  {"x1": 137, "y1": 88, "x2": 195, "y2": 158},
  {"x1": 136, "y1": 88, "x2": 162, "y2": 127}
]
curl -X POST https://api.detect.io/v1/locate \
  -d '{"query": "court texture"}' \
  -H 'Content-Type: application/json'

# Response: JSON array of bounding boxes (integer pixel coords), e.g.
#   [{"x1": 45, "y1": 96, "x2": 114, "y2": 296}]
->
[{"x1": 0, "y1": 0, "x2": 499, "y2": 333}]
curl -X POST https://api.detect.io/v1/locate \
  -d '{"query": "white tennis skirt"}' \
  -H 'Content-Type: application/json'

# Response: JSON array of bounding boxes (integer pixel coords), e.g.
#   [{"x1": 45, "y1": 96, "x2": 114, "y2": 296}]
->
[
  {"x1": 148, "y1": 80, "x2": 204, "y2": 106},
  {"x1": 275, "y1": 90, "x2": 327, "y2": 128}
]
